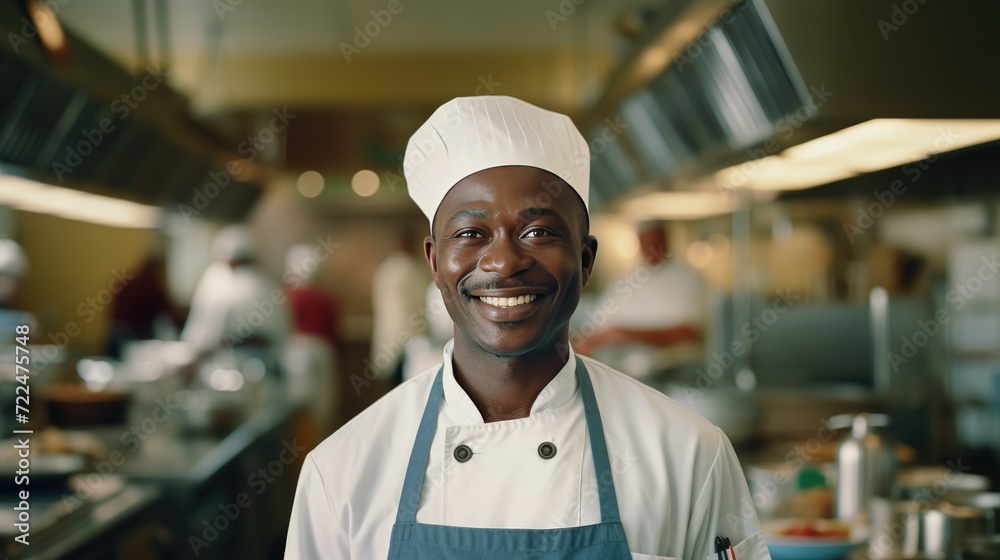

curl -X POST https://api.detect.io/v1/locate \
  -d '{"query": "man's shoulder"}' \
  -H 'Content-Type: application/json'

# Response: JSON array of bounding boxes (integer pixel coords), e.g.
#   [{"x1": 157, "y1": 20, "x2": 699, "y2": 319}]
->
[{"x1": 581, "y1": 355, "x2": 721, "y2": 441}]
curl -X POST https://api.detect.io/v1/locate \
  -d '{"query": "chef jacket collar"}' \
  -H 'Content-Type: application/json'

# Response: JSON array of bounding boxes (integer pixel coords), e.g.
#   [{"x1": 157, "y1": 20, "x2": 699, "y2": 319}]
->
[{"x1": 440, "y1": 339, "x2": 579, "y2": 423}]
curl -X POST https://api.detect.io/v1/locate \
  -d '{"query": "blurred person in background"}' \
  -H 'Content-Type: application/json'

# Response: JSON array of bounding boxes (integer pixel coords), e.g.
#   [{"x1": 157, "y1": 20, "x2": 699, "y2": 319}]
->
[
  {"x1": 575, "y1": 221, "x2": 705, "y2": 359},
  {"x1": 370, "y1": 227, "x2": 430, "y2": 387},
  {"x1": 104, "y1": 253, "x2": 180, "y2": 359},
  {"x1": 0, "y1": 238, "x2": 34, "y2": 333},
  {"x1": 283, "y1": 242, "x2": 342, "y2": 436},
  {"x1": 399, "y1": 280, "x2": 454, "y2": 382},
  {"x1": 180, "y1": 224, "x2": 290, "y2": 381},
  {"x1": 285, "y1": 96, "x2": 768, "y2": 560}
]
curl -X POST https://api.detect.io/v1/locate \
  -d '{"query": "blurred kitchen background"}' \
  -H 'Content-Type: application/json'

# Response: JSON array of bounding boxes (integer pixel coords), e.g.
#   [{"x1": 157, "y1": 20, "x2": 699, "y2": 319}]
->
[{"x1": 1, "y1": 0, "x2": 1000, "y2": 558}]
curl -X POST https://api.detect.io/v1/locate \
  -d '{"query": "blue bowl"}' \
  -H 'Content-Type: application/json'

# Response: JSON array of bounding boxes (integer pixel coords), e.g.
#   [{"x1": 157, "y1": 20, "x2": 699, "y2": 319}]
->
[{"x1": 766, "y1": 537, "x2": 865, "y2": 560}]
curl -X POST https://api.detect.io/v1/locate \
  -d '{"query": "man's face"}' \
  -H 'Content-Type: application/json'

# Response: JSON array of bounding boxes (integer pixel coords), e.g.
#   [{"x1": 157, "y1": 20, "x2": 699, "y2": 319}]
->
[{"x1": 425, "y1": 166, "x2": 597, "y2": 357}]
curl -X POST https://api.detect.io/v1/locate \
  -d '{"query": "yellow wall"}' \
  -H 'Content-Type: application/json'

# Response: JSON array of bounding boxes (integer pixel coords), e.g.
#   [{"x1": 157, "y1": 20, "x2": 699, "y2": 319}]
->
[{"x1": 17, "y1": 210, "x2": 154, "y2": 355}]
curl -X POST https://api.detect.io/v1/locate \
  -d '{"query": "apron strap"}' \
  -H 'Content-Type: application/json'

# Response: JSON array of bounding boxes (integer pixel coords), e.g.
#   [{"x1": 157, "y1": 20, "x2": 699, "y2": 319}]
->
[
  {"x1": 394, "y1": 356, "x2": 623, "y2": 525},
  {"x1": 574, "y1": 356, "x2": 623, "y2": 524},
  {"x1": 394, "y1": 366, "x2": 445, "y2": 524}
]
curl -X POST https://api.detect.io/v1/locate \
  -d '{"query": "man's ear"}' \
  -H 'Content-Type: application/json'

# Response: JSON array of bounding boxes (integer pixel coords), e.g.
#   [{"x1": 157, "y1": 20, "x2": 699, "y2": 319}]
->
[
  {"x1": 581, "y1": 235, "x2": 598, "y2": 288},
  {"x1": 424, "y1": 235, "x2": 439, "y2": 279}
]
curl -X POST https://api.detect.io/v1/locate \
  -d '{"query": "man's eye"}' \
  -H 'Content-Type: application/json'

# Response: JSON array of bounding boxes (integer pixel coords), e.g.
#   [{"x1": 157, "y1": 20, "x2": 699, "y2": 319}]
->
[
  {"x1": 524, "y1": 229, "x2": 549, "y2": 238},
  {"x1": 456, "y1": 230, "x2": 483, "y2": 238}
]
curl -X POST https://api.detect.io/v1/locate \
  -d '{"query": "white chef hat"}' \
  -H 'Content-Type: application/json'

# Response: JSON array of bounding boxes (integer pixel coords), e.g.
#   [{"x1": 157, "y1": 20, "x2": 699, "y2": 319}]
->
[
  {"x1": 403, "y1": 96, "x2": 590, "y2": 230},
  {"x1": 0, "y1": 239, "x2": 27, "y2": 276},
  {"x1": 212, "y1": 224, "x2": 255, "y2": 262}
]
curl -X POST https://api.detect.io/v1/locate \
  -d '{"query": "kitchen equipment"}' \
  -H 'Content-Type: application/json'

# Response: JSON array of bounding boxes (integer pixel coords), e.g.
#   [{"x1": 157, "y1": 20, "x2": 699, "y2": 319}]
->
[
  {"x1": 746, "y1": 462, "x2": 803, "y2": 519},
  {"x1": 832, "y1": 413, "x2": 897, "y2": 522},
  {"x1": 43, "y1": 384, "x2": 131, "y2": 427},
  {"x1": 0, "y1": 451, "x2": 85, "y2": 490},
  {"x1": 899, "y1": 466, "x2": 990, "y2": 501},
  {"x1": 962, "y1": 534, "x2": 1000, "y2": 559},
  {"x1": 869, "y1": 498, "x2": 990, "y2": 559},
  {"x1": 945, "y1": 492, "x2": 1000, "y2": 535},
  {"x1": 662, "y1": 384, "x2": 760, "y2": 444}
]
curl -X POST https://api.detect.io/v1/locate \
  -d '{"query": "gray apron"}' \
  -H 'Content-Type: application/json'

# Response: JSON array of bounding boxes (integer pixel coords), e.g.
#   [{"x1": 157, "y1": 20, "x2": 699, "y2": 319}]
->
[{"x1": 386, "y1": 356, "x2": 632, "y2": 559}]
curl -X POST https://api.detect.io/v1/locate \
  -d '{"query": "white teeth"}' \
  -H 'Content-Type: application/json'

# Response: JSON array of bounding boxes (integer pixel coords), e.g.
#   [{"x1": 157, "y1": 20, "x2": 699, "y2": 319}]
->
[{"x1": 478, "y1": 294, "x2": 538, "y2": 308}]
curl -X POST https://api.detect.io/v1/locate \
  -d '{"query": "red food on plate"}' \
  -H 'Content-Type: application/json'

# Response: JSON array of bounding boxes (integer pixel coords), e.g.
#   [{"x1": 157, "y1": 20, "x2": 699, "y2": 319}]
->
[{"x1": 780, "y1": 520, "x2": 850, "y2": 539}]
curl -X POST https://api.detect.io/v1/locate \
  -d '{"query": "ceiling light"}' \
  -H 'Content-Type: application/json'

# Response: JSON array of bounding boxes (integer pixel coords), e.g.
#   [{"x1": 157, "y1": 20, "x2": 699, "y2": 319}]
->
[
  {"x1": 618, "y1": 190, "x2": 736, "y2": 221},
  {"x1": 686, "y1": 241, "x2": 714, "y2": 269},
  {"x1": 716, "y1": 119, "x2": 1000, "y2": 191},
  {"x1": 0, "y1": 173, "x2": 161, "y2": 228},
  {"x1": 351, "y1": 170, "x2": 380, "y2": 197},
  {"x1": 296, "y1": 170, "x2": 324, "y2": 198},
  {"x1": 614, "y1": 231, "x2": 639, "y2": 259}
]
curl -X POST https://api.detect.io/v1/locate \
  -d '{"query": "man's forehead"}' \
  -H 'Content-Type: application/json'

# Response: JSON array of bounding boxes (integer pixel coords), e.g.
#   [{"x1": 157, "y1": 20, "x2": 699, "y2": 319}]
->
[{"x1": 434, "y1": 167, "x2": 585, "y2": 228}]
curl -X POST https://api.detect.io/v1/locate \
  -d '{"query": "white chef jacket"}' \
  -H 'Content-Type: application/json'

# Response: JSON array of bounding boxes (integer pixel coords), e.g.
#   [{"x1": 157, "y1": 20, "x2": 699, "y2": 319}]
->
[
  {"x1": 370, "y1": 251, "x2": 430, "y2": 376},
  {"x1": 181, "y1": 262, "x2": 289, "y2": 363},
  {"x1": 285, "y1": 341, "x2": 770, "y2": 560}
]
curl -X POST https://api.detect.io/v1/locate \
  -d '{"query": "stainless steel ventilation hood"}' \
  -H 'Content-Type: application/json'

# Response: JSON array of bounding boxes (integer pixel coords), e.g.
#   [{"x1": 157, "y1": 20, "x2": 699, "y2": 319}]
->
[
  {"x1": 0, "y1": 3, "x2": 265, "y2": 222},
  {"x1": 586, "y1": 0, "x2": 1000, "y2": 205}
]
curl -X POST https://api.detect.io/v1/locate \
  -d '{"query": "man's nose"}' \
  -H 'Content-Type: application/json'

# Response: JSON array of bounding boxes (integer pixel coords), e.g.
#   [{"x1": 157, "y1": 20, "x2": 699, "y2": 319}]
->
[{"x1": 478, "y1": 234, "x2": 532, "y2": 277}]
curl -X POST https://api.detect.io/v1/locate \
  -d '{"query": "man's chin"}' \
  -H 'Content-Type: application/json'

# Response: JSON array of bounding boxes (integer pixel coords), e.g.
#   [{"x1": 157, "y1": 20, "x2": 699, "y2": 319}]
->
[{"x1": 468, "y1": 327, "x2": 562, "y2": 359}]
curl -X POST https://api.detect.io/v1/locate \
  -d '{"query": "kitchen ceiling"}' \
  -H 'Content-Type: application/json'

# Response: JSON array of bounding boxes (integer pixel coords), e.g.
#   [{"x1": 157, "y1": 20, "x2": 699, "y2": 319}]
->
[
  {"x1": 44, "y1": 0, "x2": 660, "y2": 182},
  {"x1": 54, "y1": 0, "x2": 655, "y2": 113}
]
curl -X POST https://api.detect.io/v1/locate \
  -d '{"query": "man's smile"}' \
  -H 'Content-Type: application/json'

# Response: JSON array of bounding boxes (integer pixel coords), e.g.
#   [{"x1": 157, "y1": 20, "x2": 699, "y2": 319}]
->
[{"x1": 476, "y1": 294, "x2": 538, "y2": 308}]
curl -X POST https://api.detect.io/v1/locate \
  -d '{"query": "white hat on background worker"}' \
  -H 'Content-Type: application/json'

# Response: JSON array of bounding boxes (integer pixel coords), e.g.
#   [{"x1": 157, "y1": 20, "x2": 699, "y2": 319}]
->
[
  {"x1": 0, "y1": 239, "x2": 28, "y2": 277},
  {"x1": 212, "y1": 225, "x2": 255, "y2": 263}
]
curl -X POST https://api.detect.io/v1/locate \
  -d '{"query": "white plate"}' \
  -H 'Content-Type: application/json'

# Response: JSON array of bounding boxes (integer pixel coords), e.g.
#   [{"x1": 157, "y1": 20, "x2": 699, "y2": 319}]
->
[{"x1": 763, "y1": 519, "x2": 867, "y2": 560}]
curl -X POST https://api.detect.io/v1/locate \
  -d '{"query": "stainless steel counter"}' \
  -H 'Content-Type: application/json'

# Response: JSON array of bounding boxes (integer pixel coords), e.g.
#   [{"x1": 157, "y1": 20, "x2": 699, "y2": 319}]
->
[{"x1": 2, "y1": 384, "x2": 304, "y2": 560}]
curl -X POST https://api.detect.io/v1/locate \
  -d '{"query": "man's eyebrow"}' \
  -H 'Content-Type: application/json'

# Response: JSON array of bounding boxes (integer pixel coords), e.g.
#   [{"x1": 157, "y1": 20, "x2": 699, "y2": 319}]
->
[
  {"x1": 518, "y1": 207, "x2": 568, "y2": 223},
  {"x1": 445, "y1": 208, "x2": 488, "y2": 225}
]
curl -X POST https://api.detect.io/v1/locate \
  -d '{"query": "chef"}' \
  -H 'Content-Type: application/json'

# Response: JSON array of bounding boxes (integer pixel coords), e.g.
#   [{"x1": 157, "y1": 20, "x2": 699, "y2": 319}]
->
[{"x1": 285, "y1": 96, "x2": 770, "y2": 559}]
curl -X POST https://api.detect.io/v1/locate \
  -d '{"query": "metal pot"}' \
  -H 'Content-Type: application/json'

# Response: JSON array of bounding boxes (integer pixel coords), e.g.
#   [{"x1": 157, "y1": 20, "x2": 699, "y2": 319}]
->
[
  {"x1": 945, "y1": 492, "x2": 1000, "y2": 535},
  {"x1": 869, "y1": 498, "x2": 989, "y2": 559},
  {"x1": 961, "y1": 534, "x2": 1000, "y2": 559}
]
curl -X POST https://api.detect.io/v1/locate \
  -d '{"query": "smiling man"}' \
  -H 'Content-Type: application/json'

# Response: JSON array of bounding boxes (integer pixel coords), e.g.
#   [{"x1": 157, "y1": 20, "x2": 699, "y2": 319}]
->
[{"x1": 285, "y1": 96, "x2": 770, "y2": 559}]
